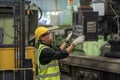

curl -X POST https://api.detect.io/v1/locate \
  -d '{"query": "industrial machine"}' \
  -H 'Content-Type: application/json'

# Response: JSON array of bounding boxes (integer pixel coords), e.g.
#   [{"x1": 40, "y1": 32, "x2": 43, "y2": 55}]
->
[
  {"x1": 59, "y1": 0, "x2": 120, "y2": 80},
  {"x1": 0, "y1": 0, "x2": 38, "y2": 80}
]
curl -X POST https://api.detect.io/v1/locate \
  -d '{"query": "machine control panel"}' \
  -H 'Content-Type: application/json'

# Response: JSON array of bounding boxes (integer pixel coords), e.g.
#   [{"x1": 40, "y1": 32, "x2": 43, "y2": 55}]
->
[
  {"x1": 72, "y1": 25, "x2": 83, "y2": 38},
  {"x1": 72, "y1": 11, "x2": 98, "y2": 41}
]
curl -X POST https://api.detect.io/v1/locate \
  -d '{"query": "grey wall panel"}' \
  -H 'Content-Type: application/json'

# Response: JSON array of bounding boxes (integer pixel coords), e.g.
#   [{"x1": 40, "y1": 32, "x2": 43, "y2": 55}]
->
[
  {"x1": 57, "y1": 0, "x2": 68, "y2": 11},
  {"x1": 33, "y1": 0, "x2": 56, "y2": 11}
]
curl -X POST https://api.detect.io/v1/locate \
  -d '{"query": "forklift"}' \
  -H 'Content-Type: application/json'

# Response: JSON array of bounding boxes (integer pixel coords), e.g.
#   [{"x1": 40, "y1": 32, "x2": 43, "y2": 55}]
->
[{"x1": 0, "y1": 0, "x2": 38, "y2": 80}]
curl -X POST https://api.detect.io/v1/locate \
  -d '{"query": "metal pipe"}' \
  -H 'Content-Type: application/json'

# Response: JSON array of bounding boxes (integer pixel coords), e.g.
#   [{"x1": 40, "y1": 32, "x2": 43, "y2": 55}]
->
[
  {"x1": 13, "y1": 4, "x2": 19, "y2": 69},
  {"x1": 13, "y1": 5, "x2": 17, "y2": 68},
  {"x1": 19, "y1": 0, "x2": 25, "y2": 68},
  {"x1": 19, "y1": 0, "x2": 26, "y2": 80}
]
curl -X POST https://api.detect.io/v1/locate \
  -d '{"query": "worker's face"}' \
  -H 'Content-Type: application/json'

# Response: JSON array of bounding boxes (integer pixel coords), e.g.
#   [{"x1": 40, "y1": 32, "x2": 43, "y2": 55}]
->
[{"x1": 41, "y1": 31, "x2": 53, "y2": 45}]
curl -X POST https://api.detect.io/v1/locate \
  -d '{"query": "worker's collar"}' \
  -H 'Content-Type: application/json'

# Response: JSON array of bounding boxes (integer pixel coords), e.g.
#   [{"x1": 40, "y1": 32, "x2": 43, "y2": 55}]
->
[{"x1": 40, "y1": 42, "x2": 53, "y2": 48}]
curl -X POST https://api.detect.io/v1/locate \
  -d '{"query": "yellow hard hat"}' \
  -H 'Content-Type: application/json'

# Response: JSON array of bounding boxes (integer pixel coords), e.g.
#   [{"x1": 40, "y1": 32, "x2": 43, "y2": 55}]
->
[{"x1": 35, "y1": 26, "x2": 49, "y2": 40}]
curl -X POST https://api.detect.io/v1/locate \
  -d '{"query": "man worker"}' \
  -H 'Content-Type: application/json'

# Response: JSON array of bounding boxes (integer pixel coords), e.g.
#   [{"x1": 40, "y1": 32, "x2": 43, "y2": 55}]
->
[{"x1": 35, "y1": 26, "x2": 85, "y2": 80}]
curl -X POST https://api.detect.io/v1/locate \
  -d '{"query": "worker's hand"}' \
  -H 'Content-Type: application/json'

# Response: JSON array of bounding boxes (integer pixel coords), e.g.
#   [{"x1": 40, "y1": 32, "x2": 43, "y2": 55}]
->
[
  {"x1": 72, "y1": 35, "x2": 85, "y2": 45},
  {"x1": 65, "y1": 32, "x2": 73, "y2": 42}
]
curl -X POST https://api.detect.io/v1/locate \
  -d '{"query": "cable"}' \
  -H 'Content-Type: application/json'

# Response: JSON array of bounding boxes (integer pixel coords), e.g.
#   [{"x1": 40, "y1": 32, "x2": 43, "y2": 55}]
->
[
  {"x1": 30, "y1": 3, "x2": 43, "y2": 20},
  {"x1": 109, "y1": 3, "x2": 120, "y2": 34}
]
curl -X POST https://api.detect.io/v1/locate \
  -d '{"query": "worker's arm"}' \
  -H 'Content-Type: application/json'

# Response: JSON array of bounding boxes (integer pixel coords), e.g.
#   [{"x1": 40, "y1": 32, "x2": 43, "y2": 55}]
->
[
  {"x1": 60, "y1": 35, "x2": 85, "y2": 54},
  {"x1": 60, "y1": 41, "x2": 76, "y2": 54},
  {"x1": 66, "y1": 35, "x2": 85, "y2": 54},
  {"x1": 60, "y1": 41, "x2": 68, "y2": 50},
  {"x1": 60, "y1": 32, "x2": 72, "y2": 50},
  {"x1": 66, "y1": 43, "x2": 76, "y2": 53},
  {"x1": 40, "y1": 47, "x2": 69, "y2": 65}
]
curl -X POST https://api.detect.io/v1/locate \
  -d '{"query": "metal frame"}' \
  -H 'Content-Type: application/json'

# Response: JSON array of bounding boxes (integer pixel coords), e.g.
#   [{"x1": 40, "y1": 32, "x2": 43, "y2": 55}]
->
[{"x1": 0, "y1": 0, "x2": 26, "y2": 80}]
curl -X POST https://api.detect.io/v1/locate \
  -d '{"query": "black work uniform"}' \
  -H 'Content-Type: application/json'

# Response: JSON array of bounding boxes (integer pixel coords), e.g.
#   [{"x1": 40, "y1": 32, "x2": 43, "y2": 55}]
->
[{"x1": 39, "y1": 43, "x2": 69, "y2": 65}]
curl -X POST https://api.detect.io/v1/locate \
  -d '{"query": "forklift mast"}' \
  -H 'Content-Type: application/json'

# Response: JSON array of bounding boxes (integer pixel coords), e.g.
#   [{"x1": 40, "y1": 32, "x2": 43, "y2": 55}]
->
[{"x1": 0, "y1": 0, "x2": 37, "y2": 80}]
